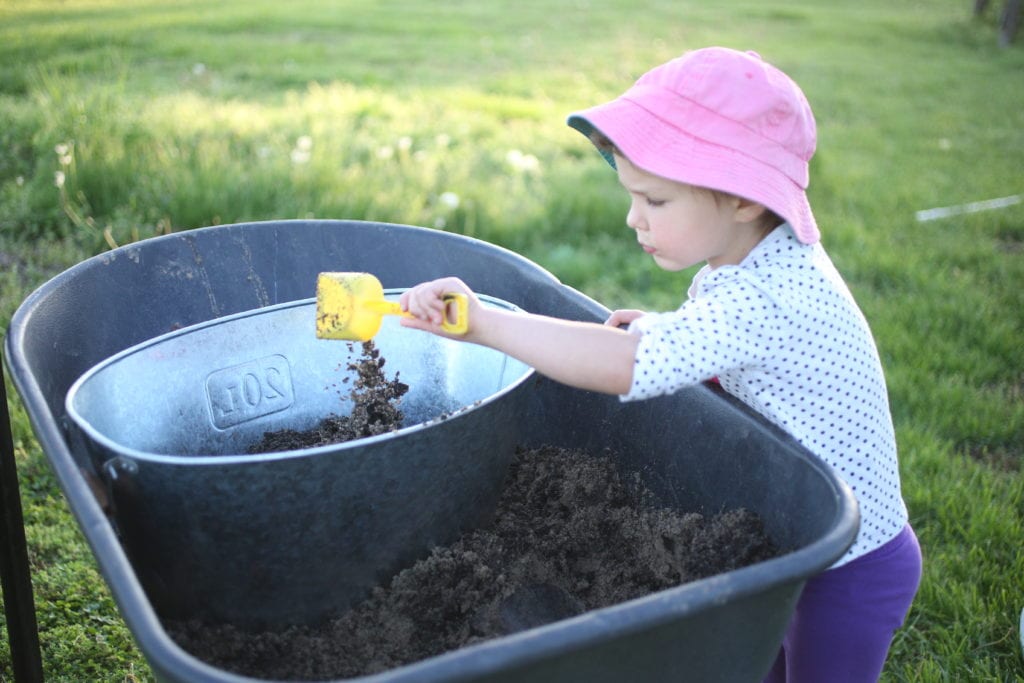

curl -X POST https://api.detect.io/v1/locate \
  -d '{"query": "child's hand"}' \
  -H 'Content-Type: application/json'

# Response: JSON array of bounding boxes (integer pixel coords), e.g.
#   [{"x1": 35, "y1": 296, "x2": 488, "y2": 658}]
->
[
  {"x1": 399, "y1": 277, "x2": 480, "y2": 337},
  {"x1": 605, "y1": 309, "x2": 646, "y2": 329}
]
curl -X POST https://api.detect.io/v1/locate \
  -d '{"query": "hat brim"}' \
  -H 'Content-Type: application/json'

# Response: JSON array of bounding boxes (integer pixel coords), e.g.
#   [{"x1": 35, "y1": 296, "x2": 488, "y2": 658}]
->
[{"x1": 568, "y1": 99, "x2": 820, "y2": 245}]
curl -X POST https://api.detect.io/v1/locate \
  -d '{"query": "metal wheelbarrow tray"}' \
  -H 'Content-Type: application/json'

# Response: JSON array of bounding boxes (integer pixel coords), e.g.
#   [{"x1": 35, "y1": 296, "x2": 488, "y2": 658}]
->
[{"x1": 3, "y1": 220, "x2": 858, "y2": 683}]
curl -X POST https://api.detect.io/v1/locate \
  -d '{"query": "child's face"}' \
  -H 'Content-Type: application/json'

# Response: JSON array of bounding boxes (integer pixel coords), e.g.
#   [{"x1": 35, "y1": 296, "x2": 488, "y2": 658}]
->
[{"x1": 614, "y1": 155, "x2": 759, "y2": 271}]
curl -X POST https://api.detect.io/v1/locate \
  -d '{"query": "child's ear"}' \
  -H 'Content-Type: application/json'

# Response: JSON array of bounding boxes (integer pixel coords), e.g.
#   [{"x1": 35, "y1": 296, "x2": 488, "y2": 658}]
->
[{"x1": 734, "y1": 197, "x2": 768, "y2": 224}]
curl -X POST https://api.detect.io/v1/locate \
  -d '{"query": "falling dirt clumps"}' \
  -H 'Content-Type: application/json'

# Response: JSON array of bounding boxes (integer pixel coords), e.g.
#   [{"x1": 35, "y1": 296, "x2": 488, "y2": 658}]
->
[
  {"x1": 248, "y1": 340, "x2": 408, "y2": 453},
  {"x1": 168, "y1": 445, "x2": 780, "y2": 681}
]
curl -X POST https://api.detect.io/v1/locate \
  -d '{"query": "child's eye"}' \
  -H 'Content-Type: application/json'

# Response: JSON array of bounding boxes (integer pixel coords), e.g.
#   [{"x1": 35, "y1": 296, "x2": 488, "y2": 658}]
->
[{"x1": 646, "y1": 197, "x2": 666, "y2": 207}]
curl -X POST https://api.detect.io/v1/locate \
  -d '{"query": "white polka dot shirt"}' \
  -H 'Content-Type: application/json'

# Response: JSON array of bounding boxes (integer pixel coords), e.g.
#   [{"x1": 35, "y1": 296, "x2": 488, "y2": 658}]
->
[{"x1": 623, "y1": 225, "x2": 907, "y2": 566}]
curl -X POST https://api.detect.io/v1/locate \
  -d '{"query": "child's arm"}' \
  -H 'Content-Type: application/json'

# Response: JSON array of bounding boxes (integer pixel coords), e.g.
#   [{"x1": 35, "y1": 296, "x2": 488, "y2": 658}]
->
[{"x1": 399, "y1": 277, "x2": 639, "y2": 395}]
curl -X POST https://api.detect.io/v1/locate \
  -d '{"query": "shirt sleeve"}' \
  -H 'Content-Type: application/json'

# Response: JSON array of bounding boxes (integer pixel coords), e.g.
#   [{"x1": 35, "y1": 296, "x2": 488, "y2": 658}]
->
[{"x1": 623, "y1": 270, "x2": 782, "y2": 401}]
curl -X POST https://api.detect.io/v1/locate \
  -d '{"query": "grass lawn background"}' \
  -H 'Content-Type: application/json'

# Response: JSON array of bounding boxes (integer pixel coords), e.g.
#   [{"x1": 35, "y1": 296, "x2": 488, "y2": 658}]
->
[{"x1": 1, "y1": 0, "x2": 1023, "y2": 680}]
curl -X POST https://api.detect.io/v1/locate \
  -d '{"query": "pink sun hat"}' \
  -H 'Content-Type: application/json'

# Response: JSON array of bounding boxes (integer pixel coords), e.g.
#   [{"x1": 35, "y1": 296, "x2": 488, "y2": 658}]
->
[{"x1": 567, "y1": 47, "x2": 820, "y2": 244}]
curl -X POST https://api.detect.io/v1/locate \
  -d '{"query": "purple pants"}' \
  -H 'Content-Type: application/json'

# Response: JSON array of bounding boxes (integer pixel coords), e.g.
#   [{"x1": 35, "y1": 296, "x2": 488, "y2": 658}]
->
[{"x1": 763, "y1": 524, "x2": 922, "y2": 683}]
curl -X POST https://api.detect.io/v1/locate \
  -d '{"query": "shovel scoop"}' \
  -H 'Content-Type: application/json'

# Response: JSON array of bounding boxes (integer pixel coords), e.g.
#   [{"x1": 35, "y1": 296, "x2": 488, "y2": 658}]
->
[{"x1": 316, "y1": 272, "x2": 468, "y2": 341}]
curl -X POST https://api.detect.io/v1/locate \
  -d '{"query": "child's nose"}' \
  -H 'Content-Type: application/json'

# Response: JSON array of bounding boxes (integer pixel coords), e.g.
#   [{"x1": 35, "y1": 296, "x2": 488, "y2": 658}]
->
[{"x1": 626, "y1": 203, "x2": 646, "y2": 231}]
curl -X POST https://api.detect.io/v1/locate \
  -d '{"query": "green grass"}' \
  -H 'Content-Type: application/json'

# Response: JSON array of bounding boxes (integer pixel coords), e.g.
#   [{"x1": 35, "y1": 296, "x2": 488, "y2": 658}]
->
[{"x1": 1, "y1": 0, "x2": 1023, "y2": 680}]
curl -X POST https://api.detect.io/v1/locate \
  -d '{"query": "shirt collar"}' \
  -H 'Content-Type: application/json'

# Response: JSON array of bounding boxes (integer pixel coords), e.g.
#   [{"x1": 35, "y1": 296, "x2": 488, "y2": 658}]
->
[{"x1": 690, "y1": 223, "x2": 804, "y2": 297}]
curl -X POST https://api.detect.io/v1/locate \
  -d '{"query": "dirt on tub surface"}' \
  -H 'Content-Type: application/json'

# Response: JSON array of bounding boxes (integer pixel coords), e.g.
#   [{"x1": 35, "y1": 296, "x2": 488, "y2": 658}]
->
[
  {"x1": 167, "y1": 445, "x2": 780, "y2": 681},
  {"x1": 247, "y1": 340, "x2": 409, "y2": 453}
]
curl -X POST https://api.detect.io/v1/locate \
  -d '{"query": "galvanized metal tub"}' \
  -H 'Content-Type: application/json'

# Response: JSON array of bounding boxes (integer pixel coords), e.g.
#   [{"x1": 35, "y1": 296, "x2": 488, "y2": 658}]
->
[
  {"x1": 64, "y1": 294, "x2": 532, "y2": 627},
  {"x1": 4, "y1": 219, "x2": 859, "y2": 682}
]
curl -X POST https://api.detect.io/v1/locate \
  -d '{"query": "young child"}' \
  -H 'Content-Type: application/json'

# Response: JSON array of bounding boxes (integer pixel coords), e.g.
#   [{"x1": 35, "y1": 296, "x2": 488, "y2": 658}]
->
[{"x1": 399, "y1": 46, "x2": 921, "y2": 682}]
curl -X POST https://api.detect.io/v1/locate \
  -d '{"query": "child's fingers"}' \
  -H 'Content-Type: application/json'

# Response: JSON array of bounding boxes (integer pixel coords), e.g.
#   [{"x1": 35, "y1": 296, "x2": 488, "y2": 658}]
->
[
  {"x1": 401, "y1": 277, "x2": 475, "y2": 328},
  {"x1": 605, "y1": 308, "x2": 646, "y2": 328},
  {"x1": 400, "y1": 286, "x2": 444, "y2": 324}
]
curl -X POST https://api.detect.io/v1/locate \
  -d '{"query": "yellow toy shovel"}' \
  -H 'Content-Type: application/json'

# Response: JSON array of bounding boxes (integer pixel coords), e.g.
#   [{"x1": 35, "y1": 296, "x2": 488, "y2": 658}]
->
[{"x1": 315, "y1": 272, "x2": 469, "y2": 341}]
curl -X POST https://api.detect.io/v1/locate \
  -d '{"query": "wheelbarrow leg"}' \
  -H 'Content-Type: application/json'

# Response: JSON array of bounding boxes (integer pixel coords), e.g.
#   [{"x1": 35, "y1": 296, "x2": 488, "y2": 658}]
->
[{"x1": 0, "y1": 362, "x2": 43, "y2": 682}]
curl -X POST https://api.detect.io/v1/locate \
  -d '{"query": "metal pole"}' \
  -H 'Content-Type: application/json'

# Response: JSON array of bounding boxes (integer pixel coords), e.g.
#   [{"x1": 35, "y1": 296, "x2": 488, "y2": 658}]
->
[
  {"x1": 0, "y1": 360, "x2": 43, "y2": 682},
  {"x1": 1000, "y1": 0, "x2": 1022, "y2": 46}
]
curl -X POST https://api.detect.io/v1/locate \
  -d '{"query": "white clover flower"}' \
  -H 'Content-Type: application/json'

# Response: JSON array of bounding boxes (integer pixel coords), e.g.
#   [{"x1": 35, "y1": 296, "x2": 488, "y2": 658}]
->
[
  {"x1": 54, "y1": 142, "x2": 73, "y2": 166},
  {"x1": 938, "y1": 138, "x2": 952, "y2": 151},
  {"x1": 289, "y1": 136, "x2": 313, "y2": 164},
  {"x1": 192, "y1": 63, "x2": 207, "y2": 76},
  {"x1": 16, "y1": 175, "x2": 24, "y2": 187},
  {"x1": 376, "y1": 145, "x2": 394, "y2": 160},
  {"x1": 438, "y1": 191, "x2": 460, "y2": 209},
  {"x1": 54, "y1": 170, "x2": 65, "y2": 188},
  {"x1": 506, "y1": 149, "x2": 540, "y2": 173},
  {"x1": 435, "y1": 133, "x2": 451, "y2": 148},
  {"x1": 413, "y1": 150, "x2": 428, "y2": 163},
  {"x1": 433, "y1": 216, "x2": 448, "y2": 229},
  {"x1": 397, "y1": 136, "x2": 413, "y2": 152}
]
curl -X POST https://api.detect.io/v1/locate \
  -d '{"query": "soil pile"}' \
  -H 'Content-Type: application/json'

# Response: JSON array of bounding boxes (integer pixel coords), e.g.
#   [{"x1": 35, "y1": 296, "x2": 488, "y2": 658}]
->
[
  {"x1": 248, "y1": 340, "x2": 408, "y2": 453},
  {"x1": 176, "y1": 342, "x2": 780, "y2": 679},
  {"x1": 168, "y1": 445, "x2": 779, "y2": 680}
]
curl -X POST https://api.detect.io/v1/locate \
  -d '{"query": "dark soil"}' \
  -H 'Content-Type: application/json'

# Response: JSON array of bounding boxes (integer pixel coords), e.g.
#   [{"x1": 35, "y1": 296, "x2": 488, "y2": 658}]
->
[
  {"x1": 167, "y1": 446, "x2": 779, "y2": 680},
  {"x1": 247, "y1": 340, "x2": 409, "y2": 453},
  {"x1": 171, "y1": 342, "x2": 780, "y2": 680}
]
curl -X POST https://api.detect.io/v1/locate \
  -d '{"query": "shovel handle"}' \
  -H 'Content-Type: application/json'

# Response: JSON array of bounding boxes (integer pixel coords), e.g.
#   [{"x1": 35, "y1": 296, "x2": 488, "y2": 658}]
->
[
  {"x1": 365, "y1": 294, "x2": 468, "y2": 334},
  {"x1": 439, "y1": 293, "x2": 470, "y2": 334}
]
